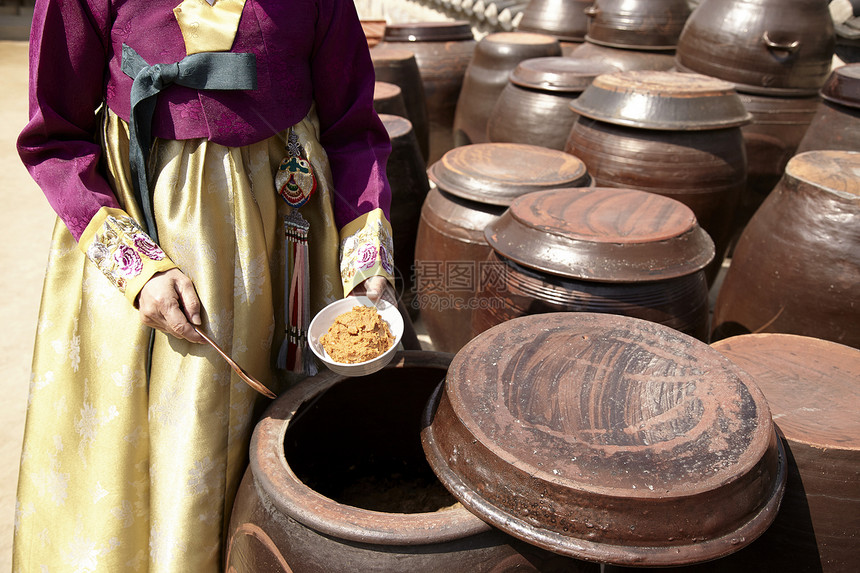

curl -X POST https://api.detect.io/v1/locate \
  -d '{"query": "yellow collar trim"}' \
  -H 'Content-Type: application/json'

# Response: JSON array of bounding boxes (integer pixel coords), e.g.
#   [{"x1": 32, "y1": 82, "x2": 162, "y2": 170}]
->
[{"x1": 173, "y1": 0, "x2": 247, "y2": 55}]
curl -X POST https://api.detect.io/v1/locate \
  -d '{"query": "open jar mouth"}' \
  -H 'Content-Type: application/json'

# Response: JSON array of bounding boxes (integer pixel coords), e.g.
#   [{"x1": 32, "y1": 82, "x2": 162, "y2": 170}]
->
[{"x1": 249, "y1": 352, "x2": 492, "y2": 546}]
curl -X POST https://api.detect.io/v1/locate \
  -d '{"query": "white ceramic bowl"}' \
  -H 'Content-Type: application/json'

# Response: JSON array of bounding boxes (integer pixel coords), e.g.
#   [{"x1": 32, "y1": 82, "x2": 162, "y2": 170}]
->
[{"x1": 308, "y1": 296, "x2": 403, "y2": 377}]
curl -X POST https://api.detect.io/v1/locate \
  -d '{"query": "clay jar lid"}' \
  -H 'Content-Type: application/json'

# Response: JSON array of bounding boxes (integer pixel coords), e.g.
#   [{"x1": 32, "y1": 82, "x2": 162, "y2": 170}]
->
[
  {"x1": 516, "y1": 0, "x2": 593, "y2": 43},
  {"x1": 421, "y1": 312, "x2": 786, "y2": 567},
  {"x1": 711, "y1": 334, "x2": 860, "y2": 451},
  {"x1": 509, "y1": 57, "x2": 618, "y2": 93},
  {"x1": 583, "y1": 0, "x2": 691, "y2": 50},
  {"x1": 570, "y1": 70, "x2": 753, "y2": 130},
  {"x1": 427, "y1": 143, "x2": 590, "y2": 206},
  {"x1": 820, "y1": 63, "x2": 860, "y2": 109},
  {"x1": 383, "y1": 21, "x2": 475, "y2": 43},
  {"x1": 484, "y1": 187, "x2": 714, "y2": 282},
  {"x1": 471, "y1": 32, "x2": 562, "y2": 69}
]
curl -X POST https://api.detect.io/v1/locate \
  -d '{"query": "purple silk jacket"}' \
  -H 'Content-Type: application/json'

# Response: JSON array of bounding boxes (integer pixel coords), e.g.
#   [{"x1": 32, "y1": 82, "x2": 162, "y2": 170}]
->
[{"x1": 18, "y1": 0, "x2": 392, "y2": 241}]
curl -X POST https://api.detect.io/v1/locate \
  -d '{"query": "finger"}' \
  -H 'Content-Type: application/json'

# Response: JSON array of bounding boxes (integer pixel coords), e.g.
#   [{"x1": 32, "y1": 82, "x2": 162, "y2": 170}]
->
[
  {"x1": 175, "y1": 276, "x2": 203, "y2": 326},
  {"x1": 362, "y1": 276, "x2": 387, "y2": 302},
  {"x1": 161, "y1": 297, "x2": 206, "y2": 343}
]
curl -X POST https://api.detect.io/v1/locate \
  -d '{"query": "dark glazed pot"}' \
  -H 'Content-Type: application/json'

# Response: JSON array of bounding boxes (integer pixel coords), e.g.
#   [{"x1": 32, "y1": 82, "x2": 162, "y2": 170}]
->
[
  {"x1": 566, "y1": 71, "x2": 750, "y2": 284},
  {"x1": 796, "y1": 63, "x2": 860, "y2": 154},
  {"x1": 583, "y1": 0, "x2": 691, "y2": 50},
  {"x1": 379, "y1": 114, "x2": 430, "y2": 311},
  {"x1": 375, "y1": 22, "x2": 477, "y2": 166},
  {"x1": 675, "y1": 0, "x2": 836, "y2": 95},
  {"x1": 708, "y1": 334, "x2": 860, "y2": 573},
  {"x1": 453, "y1": 31, "x2": 562, "y2": 147},
  {"x1": 731, "y1": 92, "x2": 820, "y2": 243},
  {"x1": 712, "y1": 150, "x2": 860, "y2": 348},
  {"x1": 373, "y1": 81, "x2": 410, "y2": 120},
  {"x1": 425, "y1": 313, "x2": 786, "y2": 567},
  {"x1": 473, "y1": 187, "x2": 714, "y2": 341},
  {"x1": 486, "y1": 57, "x2": 616, "y2": 150},
  {"x1": 414, "y1": 143, "x2": 590, "y2": 353},
  {"x1": 370, "y1": 49, "x2": 430, "y2": 163},
  {"x1": 225, "y1": 351, "x2": 598, "y2": 572},
  {"x1": 567, "y1": 40, "x2": 677, "y2": 71},
  {"x1": 516, "y1": 0, "x2": 594, "y2": 43}
]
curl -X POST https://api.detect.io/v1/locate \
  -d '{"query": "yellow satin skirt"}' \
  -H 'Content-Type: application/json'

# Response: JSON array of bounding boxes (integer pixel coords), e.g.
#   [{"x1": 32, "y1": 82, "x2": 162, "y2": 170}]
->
[{"x1": 13, "y1": 109, "x2": 341, "y2": 572}]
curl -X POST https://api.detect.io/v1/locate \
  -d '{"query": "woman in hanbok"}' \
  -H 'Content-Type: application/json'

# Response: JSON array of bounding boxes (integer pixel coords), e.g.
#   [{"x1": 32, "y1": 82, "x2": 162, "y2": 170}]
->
[{"x1": 14, "y1": 0, "x2": 395, "y2": 570}]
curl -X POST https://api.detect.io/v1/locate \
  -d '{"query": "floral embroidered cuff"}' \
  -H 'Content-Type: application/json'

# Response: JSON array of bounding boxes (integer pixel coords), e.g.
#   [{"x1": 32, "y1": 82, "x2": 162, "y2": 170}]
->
[
  {"x1": 339, "y1": 208, "x2": 395, "y2": 296},
  {"x1": 78, "y1": 207, "x2": 177, "y2": 305}
]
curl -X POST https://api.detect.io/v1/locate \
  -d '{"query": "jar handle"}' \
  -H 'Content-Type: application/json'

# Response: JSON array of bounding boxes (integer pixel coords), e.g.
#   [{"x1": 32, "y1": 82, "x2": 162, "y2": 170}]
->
[
  {"x1": 584, "y1": 6, "x2": 599, "y2": 18},
  {"x1": 762, "y1": 31, "x2": 800, "y2": 54}
]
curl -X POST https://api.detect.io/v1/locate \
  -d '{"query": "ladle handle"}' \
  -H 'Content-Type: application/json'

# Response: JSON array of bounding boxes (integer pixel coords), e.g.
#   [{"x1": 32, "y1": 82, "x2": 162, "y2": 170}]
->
[{"x1": 194, "y1": 326, "x2": 277, "y2": 399}]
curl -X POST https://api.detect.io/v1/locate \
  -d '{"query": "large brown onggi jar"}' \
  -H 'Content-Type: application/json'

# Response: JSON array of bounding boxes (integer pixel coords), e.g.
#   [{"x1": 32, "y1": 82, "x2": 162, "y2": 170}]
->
[
  {"x1": 795, "y1": 63, "x2": 860, "y2": 154},
  {"x1": 374, "y1": 22, "x2": 477, "y2": 166},
  {"x1": 712, "y1": 150, "x2": 860, "y2": 348},
  {"x1": 583, "y1": 0, "x2": 691, "y2": 50},
  {"x1": 453, "y1": 31, "x2": 562, "y2": 147},
  {"x1": 472, "y1": 187, "x2": 714, "y2": 341},
  {"x1": 225, "y1": 351, "x2": 598, "y2": 572},
  {"x1": 516, "y1": 0, "x2": 594, "y2": 43},
  {"x1": 732, "y1": 92, "x2": 820, "y2": 243},
  {"x1": 567, "y1": 40, "x2": 677, "y2": 72},
  {"x1": 370, "y1": 49, "x2": 430, "y2": 163},
  {"x1": 675, "y1": 0, "x2": 836, "y2": 96},
  {"x1": 566, "y1": 70, "x2": 750, "y2": 284},
  {"x1": 414, "y1": 143, "x2": 590, "y2": 353},
  {"x1": 709, "y1": 334, "x2": 860, "y2": 572},
  {"x1": 379, "y1": 114, "x2": 429, "y2": 312},
  {"x1": 486, "y1": 57, "x2": 616, "y2": 150}
]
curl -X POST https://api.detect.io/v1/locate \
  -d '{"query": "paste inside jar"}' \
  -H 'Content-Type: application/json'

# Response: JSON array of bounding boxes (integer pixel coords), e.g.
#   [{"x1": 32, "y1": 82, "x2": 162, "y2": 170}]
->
[{"x1": 320, "y1": 305, "x2": 395, "y2": 364}]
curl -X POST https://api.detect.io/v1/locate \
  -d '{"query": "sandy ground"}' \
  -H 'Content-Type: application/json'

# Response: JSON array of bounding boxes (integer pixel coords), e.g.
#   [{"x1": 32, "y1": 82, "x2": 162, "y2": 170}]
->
[{"x1": 0, "y1": 40, "x2": 54, "y2": 571}]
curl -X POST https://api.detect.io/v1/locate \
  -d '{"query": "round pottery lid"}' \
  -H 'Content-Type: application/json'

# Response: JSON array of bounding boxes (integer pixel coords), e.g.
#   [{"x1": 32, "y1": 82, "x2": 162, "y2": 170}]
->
[
  {"x1": 382, "y1": 21, "x2": 474, "y2": 43},
  {"x1": 427, "y1": 143, "x2": 590, "y2": 207},
  {"x1": 820, "y1": 63, "x2": 860, "y2": 109},
  {"x1": 421, "y1": 312, "x2": 786, "y2": 567},
  {"x1": 569, "y1": 71, "x2": 753, "y2": 130},
  {"x1": 711, "y1": 334, "x2": 860, "y2": 451},
  {"x1": 484, "y1": 187, "x2": 714, "y2": 282},
  {"x1": 509, "y1": 57, "x2": 618, "y2": 92}
]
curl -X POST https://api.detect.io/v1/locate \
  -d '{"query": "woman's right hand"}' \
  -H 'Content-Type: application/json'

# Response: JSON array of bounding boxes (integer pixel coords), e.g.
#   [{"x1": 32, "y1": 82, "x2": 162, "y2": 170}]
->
[{"x1": 138, "y1": 268, "x2": 205, "y2": 343}]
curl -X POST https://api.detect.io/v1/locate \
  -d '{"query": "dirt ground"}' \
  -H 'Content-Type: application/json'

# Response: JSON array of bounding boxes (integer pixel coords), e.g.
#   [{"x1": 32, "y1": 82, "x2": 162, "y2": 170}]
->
[{"x1": 0, "y1": 40, "x2": 54, "y2": 571}]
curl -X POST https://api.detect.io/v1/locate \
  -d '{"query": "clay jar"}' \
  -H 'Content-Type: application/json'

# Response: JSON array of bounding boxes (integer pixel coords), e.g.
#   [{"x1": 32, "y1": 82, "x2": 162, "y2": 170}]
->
[
  {"x1": 225, "y1": 351, "x2": 597, "y2": 572},
  {"x1": 486, "y1": 57, "x2": 617, "y2": 150},
  {"x1": 413, "y1": 143, "x2": 590, "y2": 353},
  {"x1": 567, "y1": 39, "x2": 677, "y2": 72},
  {"x1": 566, "y1": 70, "x2": 751, "y2": 284},
  {"x1": 675, "y1": 0, "x2": 835, "y2": 95},
  {"x1": 379, "y1": 114, "x2": 429, "y2": 310},
  {"x1": 472, "y1": 187, "x2": 714, "y2": 341},
  {"x1": 516, "y1": 0, "x2": 594, "y2": 43},
  {"x1": 583, "y1": 0, "x2": 691, "y2": 50},
  {"x1": 453, "y1": 31, "x2": 562, "y2": 147},
  {"x1": 732, "y1": 92, "x2": 820, "y2": 242},
  {"x1": 373, "y1": 81, "x2": 410, "y2": 119},
  {"x1": 709, "y1": 334, "x2": 860, "y2": 572},
  {"x1": 712, "y1": 150, "x2": 860, "y2": 348},
  {"x1": 796, "y1": 63, "x2": 860, "y2": 153},
  {"x1": 427, "y1": 313, "x2": 785, "y2": 567},
  {"x1": 375, "y1": 22, "x2": 477, "y2": 166},
  {"x1": 370, "y1": 49, "x2": 430, "y2": 163}
]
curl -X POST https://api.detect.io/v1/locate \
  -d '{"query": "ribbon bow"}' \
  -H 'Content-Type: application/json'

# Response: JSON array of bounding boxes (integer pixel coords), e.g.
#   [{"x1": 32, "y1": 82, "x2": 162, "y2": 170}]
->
[{"x1": 121, "y1": 43, "x2": 257, "y2": 240}]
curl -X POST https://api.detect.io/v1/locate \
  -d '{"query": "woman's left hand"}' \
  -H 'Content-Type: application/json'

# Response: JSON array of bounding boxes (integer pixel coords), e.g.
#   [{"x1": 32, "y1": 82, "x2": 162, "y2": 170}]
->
[{"x1": 350, "y1": 276, "x2": 397, "y2": 307}]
